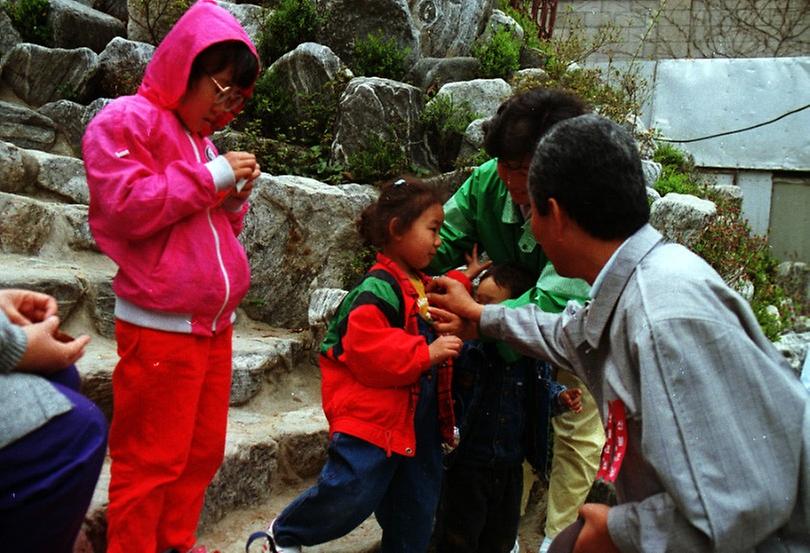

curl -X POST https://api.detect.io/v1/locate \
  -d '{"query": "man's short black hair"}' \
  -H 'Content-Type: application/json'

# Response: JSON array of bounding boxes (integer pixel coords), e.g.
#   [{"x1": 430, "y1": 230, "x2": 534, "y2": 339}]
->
[
  {"x1": 483, "y1": 88, "x2": 588, "y2": 161},
  {"x1": 529, "y1": 114, "x2": 650, "y2": 240}
]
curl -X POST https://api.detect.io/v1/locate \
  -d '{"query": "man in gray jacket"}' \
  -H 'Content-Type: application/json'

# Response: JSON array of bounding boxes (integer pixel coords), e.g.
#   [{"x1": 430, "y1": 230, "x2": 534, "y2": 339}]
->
[
  {"x1": 0, "y1": 288, "x2": 107, "y2": 552},
  {"x1": 429, "y1": 114, "x2": 809, "y2": 552}
]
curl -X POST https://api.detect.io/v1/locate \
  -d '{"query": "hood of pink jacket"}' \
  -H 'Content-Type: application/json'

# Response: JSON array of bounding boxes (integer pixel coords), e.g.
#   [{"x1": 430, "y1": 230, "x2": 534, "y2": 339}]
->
[{"x1": 138, "y1": 0, "x2": 259, "y2": 110}]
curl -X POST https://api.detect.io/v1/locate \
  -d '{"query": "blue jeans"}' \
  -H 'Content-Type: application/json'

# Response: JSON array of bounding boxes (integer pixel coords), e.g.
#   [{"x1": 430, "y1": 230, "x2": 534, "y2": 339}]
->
[
  {"x1": 274, "y1": 369, "x2": 442, "y2": 553},
  {"x1": 0, "y1": 365, "x2": 107, "y2": 553}
]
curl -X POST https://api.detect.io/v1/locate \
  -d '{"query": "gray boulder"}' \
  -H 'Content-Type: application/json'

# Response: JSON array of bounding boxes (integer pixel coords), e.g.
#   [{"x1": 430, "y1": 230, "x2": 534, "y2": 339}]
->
[
  {"x1": 774, "y1": 331, "x2": 810, "y2": 375},
  {"x1": 456, "y1": 116, "x2": 488, "y2": 163},
  {"x1": 650, "y1": 193, "x2": 717, "y2": 248},
  {"x1": 510, "y1": 67, "x2": 549, "y2": 89},
  {"x1": 2, "y1": 44, "x2": 99, "y2": 107},
  {"x1": 408, "y1": 0, "x2": 494, "y2": 57},
  {"x1": 332, "y1": 77, "x2": 433, "y2": 173},
  {"x1": 269, "y1": 42, "x2": 353, "y2": 129},
  {"x1": 0, "y1": 10, "x2": 22, "y2": 60},
  {"x1": 26, "y1": 149, "x2": 89, "y2": 204},
  {"x1": 94, "y1": 0, "x2": 128, "y2": 22},
  {"x1": 240, "y1": 174, "x2": 377, "y2": 328},
  {"x1": 320, "y1": 0, "x2": 419, "y2": 70},
  {"x1": 434, "y1": 78, "x2": 512, "y2": 119},
  {"x1": 97, "y1": 37, "x2": 154, "y2": 98},
  {"x1": 38, "y1": 99, "x2": 87, "y2": 157},
  {"x1": 49, "y1": 0, "x2": 125, "y2": 53},
  {"x1": 217, "y1": 1, "x2": 263, "y2": 47},
  {"x1": 0, "y1": 141, "x2": 28, "y2": 194},
  {"x1": 0, "y1": 101, "x2": 57, "y2": 150},
  {"x1": 479, "y1": 8, "x2": 524, "y2": 44},
  {"x1": 641, "y1": 159, "x2": 662, "y2": 188},
  {"x1": 0, "y1": 192, "x2": 94, "y2": 255},
  {"x1": 405, "y1": 57, "x2": 480, "y2": 91},
  {"x1": 82, "y1": 97, "x2": 114, "y2": 127}
]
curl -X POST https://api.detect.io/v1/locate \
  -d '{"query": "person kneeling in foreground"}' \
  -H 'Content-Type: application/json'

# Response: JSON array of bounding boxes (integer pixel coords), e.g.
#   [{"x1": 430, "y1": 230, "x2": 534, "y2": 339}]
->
[{"x1": 428, "y1": 114, "x2": 810, "y2": 553}]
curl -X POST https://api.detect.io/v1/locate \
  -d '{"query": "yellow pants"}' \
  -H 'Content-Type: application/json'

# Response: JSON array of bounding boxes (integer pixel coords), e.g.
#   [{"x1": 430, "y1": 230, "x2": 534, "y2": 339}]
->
[{"x1": 544, "y1": 371, "x2": 605, "y2": 538}]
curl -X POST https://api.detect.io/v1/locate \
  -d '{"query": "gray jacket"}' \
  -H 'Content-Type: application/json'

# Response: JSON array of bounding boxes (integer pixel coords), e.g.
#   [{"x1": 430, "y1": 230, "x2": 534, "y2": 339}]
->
[
  {"x1": 481, "y1": 224, "x2": 810, "y2": 552},
  {"x1": 0, "y1": 310, "x2": 73, "y2": 449}
]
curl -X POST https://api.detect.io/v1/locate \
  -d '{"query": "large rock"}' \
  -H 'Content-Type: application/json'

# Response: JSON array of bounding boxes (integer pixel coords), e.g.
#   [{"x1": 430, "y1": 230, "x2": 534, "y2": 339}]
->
[
  {"x1": 320, "y1": 0, "x2": 419, "y2": 69},
  {"x1": 0, "y1": 101, "x2": 57, "y2": 151},
  {"x1": 434, "y1": 78, "x2": 512, "y2": 119},
  {"x1": 0, "y1": 10, "x2": 22, "y2": 60},
  {"x1": 269, "y1": 42, "x2": 353, "y2": 129},
  {"x1": 38, "y1": 99, "x2": 87, "y2": 157},
  {"x1": 641, "y1": 159, "x2": 662, "y2": 188},
  {"x1": 26, "y1": 149, "x2": 90, "y2": 204},
  {"x1": 456, "y1": 116, "x2": 488, "y2": 163},
  {"x1": 0, "y1": 141, "x2": 28, "y2": 194},
  {"x1": 0, "y1": 192, "x2": 94, "y2": 255},
  {"x1": 774, "y1": 331, "x2": 810, "y2": 374},
  {"x1": 49, "y1": 0, "x2": 125, "y2": 53},
  {"x1": 650, "y1": 192, "x2": 717, "y2": 248},
  {"x1": 97, "y1": 37, "x2": 154, "y2": 98},
  {"x1": 408, "y1": 0, "x2": 494, "y2": 57},
  {"x1": 332, "y1": 76, "x2": 433, "y2": 172},
  {"x1": 217, "y1": 0, "x2": 263, "y2": 47},
  {"x1": 94, "y1": 0, "x2": 128, "y2": 22},
  {"x1": 1, "y1": 44, "x2": 99, "y2": 107},
  {"x1": 240, "y1": 174, "x2": 377, "y2": 328},
  {"x1": 479, "y1": 8, "x2": 523, "y2": 44},
  {"x1": 0, "y1": 256, "x2": 88, "y2": 322},
  {"x1": 405, "y1": 56, "x2": 480, "y2": 91}
]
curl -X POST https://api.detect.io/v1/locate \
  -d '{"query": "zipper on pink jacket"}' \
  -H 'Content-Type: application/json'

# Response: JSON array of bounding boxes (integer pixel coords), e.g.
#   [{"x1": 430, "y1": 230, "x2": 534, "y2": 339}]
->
[{"x1": 185, "y1": 131, "x2": 231, "y2": 332}]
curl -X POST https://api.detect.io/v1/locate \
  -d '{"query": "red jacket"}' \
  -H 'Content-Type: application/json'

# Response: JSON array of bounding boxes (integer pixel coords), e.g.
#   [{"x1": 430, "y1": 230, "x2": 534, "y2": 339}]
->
[{"x1": 319, "y1": 253, "x2": 469, "y2": 457}]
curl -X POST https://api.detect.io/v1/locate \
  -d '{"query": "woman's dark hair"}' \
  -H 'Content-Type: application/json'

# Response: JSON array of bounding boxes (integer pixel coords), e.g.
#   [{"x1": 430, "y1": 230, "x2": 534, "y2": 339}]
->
[
  {"x1": 188, "y1": 41, "x2": 259, "y2": 90},
  {"x1": 483, "y1": 88, "x2": 588, "y2": 161},
  {"x1": 358, "y1": 177, "x2": 444, "y2": 249},
  {"x1": 529, "y1": 114, "x2": 650, "y2": 240},
  {"x1": 480, "y1": 263, "x2": 535, "y2": 299}
]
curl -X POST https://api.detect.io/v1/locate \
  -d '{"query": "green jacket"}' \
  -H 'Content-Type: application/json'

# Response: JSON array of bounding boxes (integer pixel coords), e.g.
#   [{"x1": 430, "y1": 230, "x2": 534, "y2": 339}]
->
[{"x1": 427, "y1": 158, "x2": 590, "y2": 360}]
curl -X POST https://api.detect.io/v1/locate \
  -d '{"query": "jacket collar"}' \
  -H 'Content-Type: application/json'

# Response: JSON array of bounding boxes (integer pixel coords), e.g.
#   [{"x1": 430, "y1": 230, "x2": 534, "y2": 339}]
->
[
  {"x1": 373, "y1": 252, "x2": 428, "y2": 297},
  {"x1": 581, "y1": 224, "x2": 663, "y2": 348}
]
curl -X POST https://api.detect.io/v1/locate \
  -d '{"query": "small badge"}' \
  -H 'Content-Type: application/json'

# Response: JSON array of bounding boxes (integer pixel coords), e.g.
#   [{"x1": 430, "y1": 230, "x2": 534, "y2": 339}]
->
[{"x1": 204, "y1": 145, "x2": 216, "y2": 161}]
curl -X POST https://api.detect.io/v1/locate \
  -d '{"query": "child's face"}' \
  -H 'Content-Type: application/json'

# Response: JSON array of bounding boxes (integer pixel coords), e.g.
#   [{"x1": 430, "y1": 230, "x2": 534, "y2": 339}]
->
[
  {"x1": 476, "y1": 276, "x2": 512, "y2": 305},
  {"x1": 387, "y1": 203, "x2": 444, "y2": 272},
  {"x1": 176, "y1": 67, "x2": 247, "y2": 135}
]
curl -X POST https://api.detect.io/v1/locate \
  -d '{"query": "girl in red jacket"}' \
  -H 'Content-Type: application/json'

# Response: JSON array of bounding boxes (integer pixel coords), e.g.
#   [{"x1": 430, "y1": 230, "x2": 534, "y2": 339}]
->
[
  {"x1": 82, "y1": 1, "x2": 260, "y2": 551},
  {"x1": 247, "y1": 178, "x2": 465, "y2": 553}
]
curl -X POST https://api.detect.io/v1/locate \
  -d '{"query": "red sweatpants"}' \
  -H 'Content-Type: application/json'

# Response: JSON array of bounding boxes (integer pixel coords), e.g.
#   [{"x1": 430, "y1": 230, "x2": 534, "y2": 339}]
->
[{"x1": 106, "y1": 320, "x2": 233, "y2": 553}]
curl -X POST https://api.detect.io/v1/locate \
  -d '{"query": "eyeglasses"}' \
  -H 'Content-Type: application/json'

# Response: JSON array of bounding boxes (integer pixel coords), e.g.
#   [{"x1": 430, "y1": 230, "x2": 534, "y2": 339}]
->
[{"x1": 209, "y1": 75, "x2": 247, "y2": 113}]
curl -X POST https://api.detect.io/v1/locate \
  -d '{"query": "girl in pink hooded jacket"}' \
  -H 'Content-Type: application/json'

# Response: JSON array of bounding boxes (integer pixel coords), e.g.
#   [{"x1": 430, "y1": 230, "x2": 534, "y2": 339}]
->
[{"x1": 83, "y1": 1, "x2": 260, "y2": 551}]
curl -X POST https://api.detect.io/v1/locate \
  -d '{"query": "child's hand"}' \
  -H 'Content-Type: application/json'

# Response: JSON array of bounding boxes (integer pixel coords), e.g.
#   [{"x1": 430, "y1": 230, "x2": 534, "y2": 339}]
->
[
  {"x1": 561, "y1": 388, "x2": 583, "y2": 413},
  {"x1": 428, "y1": 334, "x2": 463, "y2": 365},
  {"x1": 462, "y1": 244, "x2": 492, "y2": 279},
  {"x1": 224, "y1": 151, "x2": 260, "y2": 188}
]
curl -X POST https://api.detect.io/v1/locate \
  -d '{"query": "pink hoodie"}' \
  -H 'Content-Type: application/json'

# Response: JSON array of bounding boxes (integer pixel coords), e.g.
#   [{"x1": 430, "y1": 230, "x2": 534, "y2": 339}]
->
[{"x1": 83, "y1": 0, "x2": 259, "y2": 336}]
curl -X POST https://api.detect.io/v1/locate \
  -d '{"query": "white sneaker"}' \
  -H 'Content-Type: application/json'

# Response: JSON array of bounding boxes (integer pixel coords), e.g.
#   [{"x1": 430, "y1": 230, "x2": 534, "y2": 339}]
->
[
  {"x1": 510, "y1": 539, "x2": 520, "y2": 553},
  {"x1": 246, "y1": 518, "x2": 301, "y2": 553},
  {"x1": 538, "y1": 535, "x2": 553, "y2": 553}
]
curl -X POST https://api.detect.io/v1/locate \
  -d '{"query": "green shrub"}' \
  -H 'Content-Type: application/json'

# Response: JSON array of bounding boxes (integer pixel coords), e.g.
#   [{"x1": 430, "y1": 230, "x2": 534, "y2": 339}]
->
[
  {"x1": 351, "y1": 32, "x2": 410, "y2": 80},
  {"x1": 4, "y1": 0, "x2": 52, "y2": 45},
  {"x1": 258, "y1": 0, "x2": 320, "y2": 66},
  {"x1": 473, "y1": 27, "x2": 521, "y2": 79},
  {"x1": 347, "y1": 133, "x2": 407, "y2": 184},
  {"x1": 228, "y1": 120, "x2": 345, "y2": 185},
  {"x1": 421, "y1": 95, "x2": 480, "y2": 171},
  {"x1": 652, "y1": 144, "x2": 802, "y2": 339}
]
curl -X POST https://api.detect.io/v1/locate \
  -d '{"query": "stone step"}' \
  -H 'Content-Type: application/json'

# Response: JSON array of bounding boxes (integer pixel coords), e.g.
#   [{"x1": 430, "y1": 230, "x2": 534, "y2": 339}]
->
[{"x1": 82, "y1": 361, "x2": 332, "y2": 552}]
